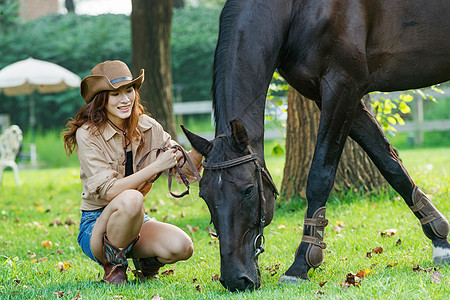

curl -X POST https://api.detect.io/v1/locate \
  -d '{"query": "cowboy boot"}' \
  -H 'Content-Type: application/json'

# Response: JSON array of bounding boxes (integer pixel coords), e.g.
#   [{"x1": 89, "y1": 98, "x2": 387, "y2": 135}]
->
[
  {"x1": 133, "y1": 257, "x2": 165, "y2": 279},
  {"x1": 301, "y1": 206, "x2": 328, "y2": 269},
  {"x1": 102, "y1": 234, "x2": 138, "y2": 285}
]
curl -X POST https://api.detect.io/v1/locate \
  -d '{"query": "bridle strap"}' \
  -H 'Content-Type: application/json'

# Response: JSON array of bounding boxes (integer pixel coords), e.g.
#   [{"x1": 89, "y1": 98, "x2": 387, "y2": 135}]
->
[
  {"x1": 136, "y1": 145, "x2": 201, "y2": 198},
  {"x1": 202, "y1": 153, "x2": 258, "y2": 170},
  {"x1": 202, "y1": 148, "x2": 278, "y2": 259}
]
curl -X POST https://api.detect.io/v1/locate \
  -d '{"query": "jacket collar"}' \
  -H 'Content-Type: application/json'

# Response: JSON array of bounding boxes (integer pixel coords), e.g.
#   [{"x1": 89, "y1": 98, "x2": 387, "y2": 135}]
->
[{"x1": 101, "y1": 115, "x2": 154, "y2": 141}]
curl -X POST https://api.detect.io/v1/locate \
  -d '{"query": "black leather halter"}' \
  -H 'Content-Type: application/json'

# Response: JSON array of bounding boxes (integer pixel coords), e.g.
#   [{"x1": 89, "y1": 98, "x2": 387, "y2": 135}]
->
[{"x1": 202, "y1": 148, "x2": 279, "y2": 259}]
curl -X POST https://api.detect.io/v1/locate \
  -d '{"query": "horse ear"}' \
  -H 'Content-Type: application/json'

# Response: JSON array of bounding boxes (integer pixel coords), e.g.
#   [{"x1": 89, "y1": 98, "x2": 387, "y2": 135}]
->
[
  {"x1": 230, "y1": 119, "x2": 250, "y2": 152},
  {"x1": 180, "y1": 124, "x2": 212, "y2": 156}
]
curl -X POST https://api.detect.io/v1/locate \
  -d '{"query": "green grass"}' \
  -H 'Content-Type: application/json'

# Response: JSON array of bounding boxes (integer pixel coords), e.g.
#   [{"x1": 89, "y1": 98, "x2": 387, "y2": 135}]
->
[{"x1": 1, "y1": 145, "x2": 450, "y2": 299}]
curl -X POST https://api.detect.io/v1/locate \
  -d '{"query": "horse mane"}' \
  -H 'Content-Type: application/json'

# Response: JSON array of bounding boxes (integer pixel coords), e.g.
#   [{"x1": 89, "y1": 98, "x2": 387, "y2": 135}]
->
[{"x1": 211, "y1": 0, "x2": 241, "y2": 131}]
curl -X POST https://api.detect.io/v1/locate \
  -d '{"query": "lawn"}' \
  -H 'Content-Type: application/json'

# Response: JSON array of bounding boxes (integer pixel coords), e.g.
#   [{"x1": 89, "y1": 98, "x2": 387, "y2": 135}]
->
[{"x1": 0, "y1": 146, "x2": 449, "y2": 299}]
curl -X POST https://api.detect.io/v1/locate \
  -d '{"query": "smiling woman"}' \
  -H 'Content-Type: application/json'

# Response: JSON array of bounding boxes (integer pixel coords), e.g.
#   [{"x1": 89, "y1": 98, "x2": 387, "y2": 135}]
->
[{"x1": 61, "y1": 60, "x2": 203, "y2": 285}]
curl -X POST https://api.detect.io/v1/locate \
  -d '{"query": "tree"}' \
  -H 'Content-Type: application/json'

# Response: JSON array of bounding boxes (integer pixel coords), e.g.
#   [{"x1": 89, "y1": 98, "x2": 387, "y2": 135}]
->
[
  {"x1": 281, "y1": 88, "x2": 386, "y2": 199},
  {"x1": 65, "y1": 0, "x2": 75, "y2": 13},
  {"x1": 131, "y1": 0, "x2": 177, "y2": 139},
  {"x1": 0, "y1": 0, "x2": 19, "y2": 34}
]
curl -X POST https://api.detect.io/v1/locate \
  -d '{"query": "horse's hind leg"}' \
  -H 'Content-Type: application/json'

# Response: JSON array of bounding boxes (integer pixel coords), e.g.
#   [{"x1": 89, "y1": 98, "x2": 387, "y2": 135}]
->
[{"x1": 348, "y1": 101, "x2": 450, "y2": 263}]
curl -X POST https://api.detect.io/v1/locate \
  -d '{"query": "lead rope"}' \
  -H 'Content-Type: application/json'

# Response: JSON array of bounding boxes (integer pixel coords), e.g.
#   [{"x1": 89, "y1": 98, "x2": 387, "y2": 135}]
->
[{"x1": 136, "y1": 145, "x2": 202, "y2": 198}]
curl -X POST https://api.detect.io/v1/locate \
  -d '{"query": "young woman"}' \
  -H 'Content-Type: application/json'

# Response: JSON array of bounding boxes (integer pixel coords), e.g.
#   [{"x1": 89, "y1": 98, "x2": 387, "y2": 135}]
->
[{"x1": 63, "y1": 60, "x2": 202, "y2": 285}]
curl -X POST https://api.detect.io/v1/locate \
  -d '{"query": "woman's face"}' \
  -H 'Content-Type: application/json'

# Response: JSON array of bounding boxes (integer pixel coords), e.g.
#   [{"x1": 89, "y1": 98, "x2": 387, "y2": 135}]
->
[{"x1": 106, "y1": 85, "x2": 135, "y2": 126}]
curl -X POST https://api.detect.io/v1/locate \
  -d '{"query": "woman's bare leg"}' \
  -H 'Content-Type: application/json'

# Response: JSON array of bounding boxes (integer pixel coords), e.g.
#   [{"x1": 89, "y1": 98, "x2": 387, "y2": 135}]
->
[{"x1": 91, "y1": 189, "x2": 145, "y2": 262}]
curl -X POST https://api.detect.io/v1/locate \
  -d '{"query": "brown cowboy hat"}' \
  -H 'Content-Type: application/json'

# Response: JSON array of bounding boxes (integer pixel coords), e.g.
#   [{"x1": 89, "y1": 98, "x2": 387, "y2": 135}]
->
[{"x1": 80, "y1": 60, "x2": 144, "y2": 103}]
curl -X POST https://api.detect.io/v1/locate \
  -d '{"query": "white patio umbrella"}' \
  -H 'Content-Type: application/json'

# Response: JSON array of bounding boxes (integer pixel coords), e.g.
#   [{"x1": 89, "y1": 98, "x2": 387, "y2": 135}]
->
[{"x1": 0, "y1": 57, "x2": 81, "y2": 165}]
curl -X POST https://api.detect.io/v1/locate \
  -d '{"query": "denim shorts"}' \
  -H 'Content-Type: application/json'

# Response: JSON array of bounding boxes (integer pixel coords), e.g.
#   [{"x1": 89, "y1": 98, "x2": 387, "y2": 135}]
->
[{"x1": 77, "y1": 208, "x2": 152, "y2": 265}]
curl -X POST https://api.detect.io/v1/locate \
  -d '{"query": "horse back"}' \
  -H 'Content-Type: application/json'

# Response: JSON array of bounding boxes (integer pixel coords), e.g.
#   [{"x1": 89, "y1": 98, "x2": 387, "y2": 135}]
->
[{"x1": 280, "y1": 0, "x2": 450, "y2": 96}]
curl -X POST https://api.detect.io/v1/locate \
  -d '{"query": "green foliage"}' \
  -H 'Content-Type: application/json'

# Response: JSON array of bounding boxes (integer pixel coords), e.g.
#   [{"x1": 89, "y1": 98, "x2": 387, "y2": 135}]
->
[
  {"x1": 171, "y1": 8, "x2": 220, "y2": 102},
  {"x1": 370, "y1": 86, "x2": 444, "y2": 134},
  {"x1": 0, "y1": 0, "x2": 19, "y2": 34},
  {"x1": 0, "y1": 148, "x2": 449, "y2": 298},
  {"x1": 0, "y1": 8, "x2": 220, "y2": 131}
]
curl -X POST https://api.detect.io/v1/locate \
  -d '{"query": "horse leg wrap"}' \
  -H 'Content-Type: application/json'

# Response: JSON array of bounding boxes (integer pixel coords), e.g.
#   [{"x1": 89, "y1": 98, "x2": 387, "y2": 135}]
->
[
  {"x1": 302, "y1": 207, "x2": 328, "y2": 269},
  {"x1": 102, "y1": 234, "x2": 139, "y2": 284},
  {"x1": 410, "y1": 186, "x2": 449, "y2": 239}
]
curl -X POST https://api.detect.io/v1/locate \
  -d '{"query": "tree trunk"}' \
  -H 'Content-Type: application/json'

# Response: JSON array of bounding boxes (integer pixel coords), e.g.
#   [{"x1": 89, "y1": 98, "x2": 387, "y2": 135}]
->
[
  {"x1": 65, "y1": 0, "x2": 75, "y2": 13},
  {"x1": 174, "y1": 0, "x2": 184, "y2": 8},
  {"x1": 280, "y1": 88, "x2": 386, "y2": 200},
  {"x1": 131, "y1": 0, "x2": 177, "y2": 139}
]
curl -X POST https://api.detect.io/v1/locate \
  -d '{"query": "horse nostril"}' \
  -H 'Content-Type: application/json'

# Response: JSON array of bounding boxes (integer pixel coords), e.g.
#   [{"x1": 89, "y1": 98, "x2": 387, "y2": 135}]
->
[{"x1": 238, "y1": 274, "x2": 256, "y2": 291}]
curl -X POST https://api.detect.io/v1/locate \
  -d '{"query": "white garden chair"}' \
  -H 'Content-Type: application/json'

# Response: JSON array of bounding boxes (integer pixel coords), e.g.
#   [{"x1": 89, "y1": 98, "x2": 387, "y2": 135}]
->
[{"x1": 0, "y1": 125, "x2": 23, "y2": 185}]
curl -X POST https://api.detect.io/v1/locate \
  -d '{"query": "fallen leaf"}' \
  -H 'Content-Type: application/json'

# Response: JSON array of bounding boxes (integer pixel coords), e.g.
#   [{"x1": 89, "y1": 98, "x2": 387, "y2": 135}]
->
[
  {"x1": 356, "y1": 269, "x2": 365, "y2": 278},
  {"x1": 381, "y1": 229, "x2": 397, "y2": 237},
  {"x1": 318, "y1": 280, "x2": 328, "y2": 287},
  {"x1": 192, "y1": 226, "x2": 199, "y2": 233},
  {"x1": 195, "y1": 285, "x2": 201, "y2": 292},
  {"x1": 114, "y1": 296, "x2": 124, "y2": 299},
  {"x1": 49, "y1": 220, "x2": 62, "y2": 226},
  {"x1": 264, "y1": 264, "x2": 280, "y2": 276},
  {"x1": 386, "y1": 262, "x2": 398, "y2": 268},
  {"x1": 161, "y1": 269, "x2": 175, "y2": 276},
  {"x1": 372, "y1": 246, "x2": 383, "y2": 254},
  {"x1": 396, "y1": 239, "x2": 402, "y2": 246},
  {"x1": 278, "y1": 224, "x2": 286, "y2": 230},
  {"x1": 57, "y1": 261, "x2": 72, "y2": 272},
  {"x1": 336, "y1": 221, "x2": 345, "y2": 227},
  {"x1": 53, "y1": 291, "x2": 64, "y2": 298},
  {"x1": 65, "y1": 219, "x2": 75, "y2": 226},
  {"x1": 71, "y1": 291, "x2": 82, "y2": 300},
  {"x1": 41, "y1": 240, "x2": 53, "y2": 249},
  {"x1": 192, "y1": 278, "x2": 197, "y2": 283},
  {"x1": 151, "y1": 295, "x2": 163, "y2": 300},
  {"x1": 413, "y1": 265, "x2": 438, "y2": 273},
  {"x1": 212, "y1": 274, "x2": 220, "y2": 281},
  {"x1": 180, "y1": 211, "x2": 186, "y2": 218},
  {"x1": 367, "y1": 246, "x2": 383, "y2": 258},
  {"x1": 314, "y1": 289, "x2": 326, "y2": 295},
  {"x1": 209, "y1": 232, "x2": 218, "y2": 239}
]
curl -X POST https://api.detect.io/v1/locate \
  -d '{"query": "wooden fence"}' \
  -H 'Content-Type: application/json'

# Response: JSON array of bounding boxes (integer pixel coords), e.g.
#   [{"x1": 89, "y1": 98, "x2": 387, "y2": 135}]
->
[{"x1": 174, "y1": 89, "x2": 450, "y2": 146}]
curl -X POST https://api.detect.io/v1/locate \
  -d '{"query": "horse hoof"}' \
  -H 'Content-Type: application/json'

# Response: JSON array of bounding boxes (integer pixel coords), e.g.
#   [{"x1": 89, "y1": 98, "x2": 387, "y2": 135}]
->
[
  {"x1": 433, "y1": 247, "x2": 450, "y2": 265},
  {"x1": 277, "y1": 275, "x2": 308, "y2": 285}
]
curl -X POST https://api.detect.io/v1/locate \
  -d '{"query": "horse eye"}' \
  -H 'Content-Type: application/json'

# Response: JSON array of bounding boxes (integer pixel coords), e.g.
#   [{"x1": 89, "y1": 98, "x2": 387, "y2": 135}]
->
[{"x1": 244, "y1": 185, "x2": 254, "y2": 197}]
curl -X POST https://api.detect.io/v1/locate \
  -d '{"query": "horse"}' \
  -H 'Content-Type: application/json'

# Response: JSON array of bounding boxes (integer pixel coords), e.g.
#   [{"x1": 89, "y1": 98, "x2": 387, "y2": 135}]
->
[{"x1": 181, "y1": 0, "x2": 450, "y2": 292}]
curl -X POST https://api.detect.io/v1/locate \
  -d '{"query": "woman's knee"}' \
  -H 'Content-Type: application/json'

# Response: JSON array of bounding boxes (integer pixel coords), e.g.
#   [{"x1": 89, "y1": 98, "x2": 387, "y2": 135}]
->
[
  {"x1": 112, "y1": 190, "x2": 144, "y2": 218},
  {"x1": 170, "y1": 235, "x2": 194, "y2": 262}
]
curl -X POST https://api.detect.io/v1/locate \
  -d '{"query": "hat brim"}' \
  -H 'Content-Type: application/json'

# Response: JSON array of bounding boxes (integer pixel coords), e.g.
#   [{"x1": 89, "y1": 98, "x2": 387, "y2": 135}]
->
[{"x1": 81, "y1": 69, "x2": 144, "y2": 103}]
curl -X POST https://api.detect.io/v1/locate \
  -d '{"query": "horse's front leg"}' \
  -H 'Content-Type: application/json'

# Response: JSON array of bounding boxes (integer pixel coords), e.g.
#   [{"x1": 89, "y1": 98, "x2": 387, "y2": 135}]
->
[{"x1": 278, "y1": 78, "x2": 365, "y2": 284}]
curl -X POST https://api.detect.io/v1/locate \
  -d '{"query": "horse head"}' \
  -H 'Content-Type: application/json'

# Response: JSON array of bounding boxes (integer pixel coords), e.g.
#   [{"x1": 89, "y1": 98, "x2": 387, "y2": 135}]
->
[{"x1": 182, "y1": 120, "x2": 278, "y2": 291}]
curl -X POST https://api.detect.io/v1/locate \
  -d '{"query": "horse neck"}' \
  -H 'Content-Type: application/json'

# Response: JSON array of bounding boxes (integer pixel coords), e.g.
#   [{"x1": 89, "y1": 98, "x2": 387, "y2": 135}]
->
[{"x1": 212, "y1": 0, "x2": 291, "y2": 157}]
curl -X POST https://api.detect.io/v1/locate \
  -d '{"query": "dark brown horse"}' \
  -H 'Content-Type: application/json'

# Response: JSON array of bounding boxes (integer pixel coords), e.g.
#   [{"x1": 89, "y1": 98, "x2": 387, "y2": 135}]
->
[{"x1": 182, "y1": 0, "x2": 450, "y2": 292}]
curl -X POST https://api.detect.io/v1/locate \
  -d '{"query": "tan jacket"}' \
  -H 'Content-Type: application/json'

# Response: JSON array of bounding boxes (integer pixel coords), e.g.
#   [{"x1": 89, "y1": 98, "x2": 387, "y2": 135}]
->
[{"x1": 76, "y1": 114, "x2": 179, "y2": 211}]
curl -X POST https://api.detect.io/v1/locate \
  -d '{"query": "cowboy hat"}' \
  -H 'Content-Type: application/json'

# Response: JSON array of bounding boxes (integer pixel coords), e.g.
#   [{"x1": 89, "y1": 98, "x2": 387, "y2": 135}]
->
[{"x1": 80, "y1": 60, "x2": 144, "y2": 103}]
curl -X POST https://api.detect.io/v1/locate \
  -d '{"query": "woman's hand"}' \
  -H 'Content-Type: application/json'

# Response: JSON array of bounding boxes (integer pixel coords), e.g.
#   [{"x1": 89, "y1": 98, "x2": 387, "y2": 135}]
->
[{"x1": 153, "y1": 148, "x2": 178, "y2": 173}]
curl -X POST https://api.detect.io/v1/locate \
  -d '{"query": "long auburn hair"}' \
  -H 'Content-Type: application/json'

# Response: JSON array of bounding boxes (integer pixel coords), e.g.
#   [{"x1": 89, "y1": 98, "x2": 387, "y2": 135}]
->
[{"x1": 62, "y1": 87, "x2": 146, "y2": 156}]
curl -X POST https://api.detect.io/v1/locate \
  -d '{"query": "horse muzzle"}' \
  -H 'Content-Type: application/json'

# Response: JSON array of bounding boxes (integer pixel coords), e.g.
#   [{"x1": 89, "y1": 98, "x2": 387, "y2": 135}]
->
[{"x1": 219, "y1": 269, "x2": 260, "y2": 292}]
